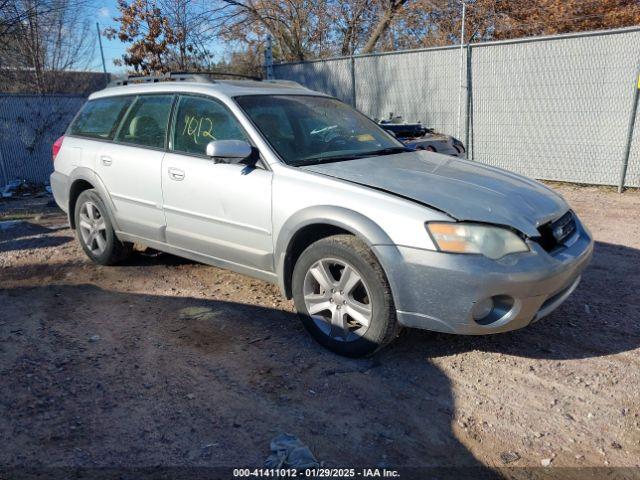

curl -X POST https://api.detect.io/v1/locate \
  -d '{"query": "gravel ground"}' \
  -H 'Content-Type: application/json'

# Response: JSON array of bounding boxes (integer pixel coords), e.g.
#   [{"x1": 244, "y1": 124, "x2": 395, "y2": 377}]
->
[{"x1": 1, "y1": 184, "x2": 639, "y2": 478}]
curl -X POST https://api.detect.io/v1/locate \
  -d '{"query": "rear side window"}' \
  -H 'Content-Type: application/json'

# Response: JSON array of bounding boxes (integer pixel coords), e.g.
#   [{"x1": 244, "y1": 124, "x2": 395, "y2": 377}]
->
[
  {"x1": 116, "y1": 95, "x2": 174, "y2": 149},
  {"x1": 172, "y1": 95, "x2": 248, "y2": 156},
  {"x1": 69, "y1": 96, "x2": 132, "y2": 139}
]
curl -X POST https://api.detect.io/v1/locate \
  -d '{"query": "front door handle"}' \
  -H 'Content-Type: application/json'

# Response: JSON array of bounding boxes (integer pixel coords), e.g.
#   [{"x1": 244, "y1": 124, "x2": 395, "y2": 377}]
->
[
  {"x1": 168, "y1": 167, "x2": 185, "y2": 181},
  {"x1": 101, "y1": 155, "x2": 112, "y2": 166}
]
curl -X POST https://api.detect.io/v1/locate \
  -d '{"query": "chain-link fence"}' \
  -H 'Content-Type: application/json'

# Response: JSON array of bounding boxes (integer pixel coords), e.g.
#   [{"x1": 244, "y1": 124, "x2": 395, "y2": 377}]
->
[
  {"x1": 2, "y1": 30, "x2": 638, "y2": 190},
  {"x1": 274, "y1": 27, "x2": 640, "y2": 188},
  {"x1": 0, "y1": 95, "x2": 85, "y2": 187}
]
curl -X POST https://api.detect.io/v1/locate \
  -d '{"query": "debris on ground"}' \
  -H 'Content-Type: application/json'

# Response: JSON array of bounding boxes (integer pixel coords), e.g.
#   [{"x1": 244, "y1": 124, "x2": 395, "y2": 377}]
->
[
  {"x1": 1, "y1": 179, "x2": 50, "y2": 198},
  {"x1": 264, "y1": 433, "x2": 319, "y2": 470},
  {"x1": 1, "y1": 179, "x2": 22, "y2": 198},
  {"x1": 248, "y1": 335, "x2": 271, "y2": 345},
  {"x1": 178, "y1": 306, "x2": 219, "y2": 321},
  {"x1": 499, "y1": 451, "x2": 520, "y2": 464}
]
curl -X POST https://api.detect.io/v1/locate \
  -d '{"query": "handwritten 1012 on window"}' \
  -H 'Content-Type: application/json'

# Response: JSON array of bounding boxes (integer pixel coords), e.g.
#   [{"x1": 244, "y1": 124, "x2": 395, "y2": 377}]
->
[{"x1": 182, "y1": 115, "x2": 216, "y2": 144}]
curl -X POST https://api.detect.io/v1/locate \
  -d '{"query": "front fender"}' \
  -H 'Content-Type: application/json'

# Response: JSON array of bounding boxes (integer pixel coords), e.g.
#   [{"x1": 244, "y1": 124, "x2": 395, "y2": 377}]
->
[{"x1": 274, "y1": 205, "x2": 399, "y2": 297}]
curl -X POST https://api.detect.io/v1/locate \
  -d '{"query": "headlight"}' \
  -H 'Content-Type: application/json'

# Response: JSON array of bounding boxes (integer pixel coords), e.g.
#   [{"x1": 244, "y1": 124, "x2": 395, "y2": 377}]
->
[
  {"x1": 426, "y1": 222, "x2": 529, "y2": 259},
  {"x1": 451, "y1": 137, "x2": 465, "y2": 152}
]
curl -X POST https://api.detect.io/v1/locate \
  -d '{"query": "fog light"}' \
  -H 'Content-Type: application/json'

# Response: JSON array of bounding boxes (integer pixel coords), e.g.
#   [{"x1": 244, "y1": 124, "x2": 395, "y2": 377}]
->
[{"x1": 472, "y1": 297, "x2": 494, "y2": 321}]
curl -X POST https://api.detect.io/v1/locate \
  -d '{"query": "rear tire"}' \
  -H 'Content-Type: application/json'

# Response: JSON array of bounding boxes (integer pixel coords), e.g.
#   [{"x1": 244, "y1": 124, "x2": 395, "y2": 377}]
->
[
  {"x1": 74, "y1": 189, "x2": 131, "y2": 265},
  {"x1": 292, "y1": 234, "x2": 398, "y2": 357}
]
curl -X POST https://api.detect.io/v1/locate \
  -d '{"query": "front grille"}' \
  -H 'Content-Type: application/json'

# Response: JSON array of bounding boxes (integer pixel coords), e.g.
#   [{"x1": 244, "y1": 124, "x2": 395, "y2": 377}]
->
[{"x1": 536, "y1": 211, "x2": 577, "y2": 252}]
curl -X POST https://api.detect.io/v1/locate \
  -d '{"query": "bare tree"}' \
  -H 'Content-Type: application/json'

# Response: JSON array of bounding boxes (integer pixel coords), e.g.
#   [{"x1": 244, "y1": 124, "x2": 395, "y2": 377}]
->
[
  {"x1": 206, "y1": 0, "x2": 331, "y2": 62},
  {"x1": 490, "y1": 0, "x2": 640, "y2": 39},
  {"x1": 0, "y1": 0, "x2": 96, "y2": 93},
  {"x1": 105, "y1": 0, "x2": 213, "y2": 73},
  {"x1": 329, "y1": 0, "x2": 377, "y2": 55},
  {"x1": 360, "y1": 0, "x2": 409, "y2": 53},
  {"x1": 104, "y1": 0, "x2": 640, "y2": 76},
  {"x1": 160, "y1": 0, "x2": 212, "y2": 69},
  {"x1": 384, "y1": 0, "x2": 640, "y2": 51}
]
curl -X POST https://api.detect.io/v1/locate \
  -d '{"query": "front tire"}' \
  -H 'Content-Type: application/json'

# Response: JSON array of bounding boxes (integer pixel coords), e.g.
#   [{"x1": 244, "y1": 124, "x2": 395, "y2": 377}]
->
[
  {"x1": 74, "y1": 189, "x2": 131, "y2": 265},
  {"x1": 292, "y1": 234, "x2": 398, "y2": 357}
]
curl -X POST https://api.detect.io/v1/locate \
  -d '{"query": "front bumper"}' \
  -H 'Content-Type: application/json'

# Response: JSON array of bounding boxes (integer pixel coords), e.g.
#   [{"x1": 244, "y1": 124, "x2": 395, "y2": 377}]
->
[{"x1": 374, "y1": 219, "x2": 593, "y2": 335}]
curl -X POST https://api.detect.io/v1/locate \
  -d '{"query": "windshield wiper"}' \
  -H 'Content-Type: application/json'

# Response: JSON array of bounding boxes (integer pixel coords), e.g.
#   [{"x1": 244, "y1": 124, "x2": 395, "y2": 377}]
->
[
  {"x1": 358, "y1": 146, "x2": 412, "y2": 156},
  {"x1": 291, "y1": 154, "x2": 363, "y2": 166},
  {"x1": 291, "y1": 146, "x2": 411, "y2": 166}
]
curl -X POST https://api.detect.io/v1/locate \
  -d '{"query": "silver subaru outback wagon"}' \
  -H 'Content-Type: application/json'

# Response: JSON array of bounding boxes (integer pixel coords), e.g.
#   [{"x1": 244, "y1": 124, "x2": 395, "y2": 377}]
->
[{"x1": 50, "y1": 74, "x2": 593, "y2": 357}]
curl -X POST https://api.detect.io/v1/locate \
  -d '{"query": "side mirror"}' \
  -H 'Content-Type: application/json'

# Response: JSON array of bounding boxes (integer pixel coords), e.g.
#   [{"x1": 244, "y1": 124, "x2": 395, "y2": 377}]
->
[{"x1": 205, "y1": 140, "x2": 255, "y2": 164}]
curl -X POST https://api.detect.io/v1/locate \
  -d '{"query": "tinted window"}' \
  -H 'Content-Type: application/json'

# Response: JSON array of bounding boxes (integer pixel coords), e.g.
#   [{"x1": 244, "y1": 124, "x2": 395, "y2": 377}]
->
[
  {"x1": 70, "y1": 96, "x2": 132, "y2": 139},
  {"x1": 173, "y1": 96, "x2": 248, "y2": 155},
  {"x1": 116, "y1": 95, "x2": 174, "y2": 149},
  {"x1": 236, "y1": 95, "x2": 402, "y2": 166}
]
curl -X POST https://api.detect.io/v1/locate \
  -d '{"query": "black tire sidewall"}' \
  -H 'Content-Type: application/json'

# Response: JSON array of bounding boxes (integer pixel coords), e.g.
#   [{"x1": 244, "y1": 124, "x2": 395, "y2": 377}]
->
[
  {"x1": 292, "y1": 238, "x2": 394, "y2": 357},
  {"x1": 74, "y1": 190, "x2": 119, "y2": 265}
]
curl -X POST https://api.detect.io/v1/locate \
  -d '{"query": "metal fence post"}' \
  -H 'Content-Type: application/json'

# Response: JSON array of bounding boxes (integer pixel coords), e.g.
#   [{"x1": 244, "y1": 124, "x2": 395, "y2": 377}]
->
[
  {"x1": 264, "y1": 35, "x2": 275, "y2": 80},
  {"x1": 350, "y1": 56, "x2": 357, "y2": 108},
  {"x1": 618, "y1": 65, "x2": 640, "y2": 193},
  {"x1": 456, "y1": 1, "x2": 467, "y2": 139},
  {"x1": 96, "y1": 23, "x2": 108, "y2": 86},
  {"x1": 465, "y1": 43, "x2": 472, "y2": 160}
]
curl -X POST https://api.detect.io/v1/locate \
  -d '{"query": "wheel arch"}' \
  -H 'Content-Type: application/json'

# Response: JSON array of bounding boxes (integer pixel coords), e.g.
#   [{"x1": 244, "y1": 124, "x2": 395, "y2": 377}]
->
[
  {"x1": 275, "y1": 206, "x2": 396, "y2": 299},
  {"x1": 68, "y1": 168, "x2": 120, "y2": 231}
]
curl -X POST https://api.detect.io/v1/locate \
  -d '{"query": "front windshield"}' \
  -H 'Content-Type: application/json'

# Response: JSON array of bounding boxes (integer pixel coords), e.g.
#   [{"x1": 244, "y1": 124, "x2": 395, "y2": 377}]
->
[{"x1": 235, "y1": 95, "x2": 407, "y2": 166}]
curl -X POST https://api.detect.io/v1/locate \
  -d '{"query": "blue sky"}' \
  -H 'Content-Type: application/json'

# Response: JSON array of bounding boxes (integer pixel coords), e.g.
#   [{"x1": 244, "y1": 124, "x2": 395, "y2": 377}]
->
[
  {"x1": 89, "y1": 1, "x2": 127, "y2": 72},
  {"x1": 88, "y1": 1, "x2": 227, "y2": 74}
]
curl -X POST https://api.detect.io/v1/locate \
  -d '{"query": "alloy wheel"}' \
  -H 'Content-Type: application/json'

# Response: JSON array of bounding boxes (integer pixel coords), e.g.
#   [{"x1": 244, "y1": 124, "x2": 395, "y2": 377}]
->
[
  {"x1": 302, "y1": 258, "x2": 373, "y2": 341},
  {"x1": 78, "y1": 201, "x2": 107, "y2": 256}
]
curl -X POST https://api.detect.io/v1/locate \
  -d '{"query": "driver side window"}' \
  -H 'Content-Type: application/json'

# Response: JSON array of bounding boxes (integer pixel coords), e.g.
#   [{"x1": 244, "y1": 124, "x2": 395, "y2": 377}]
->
[{"x1": 172, "y1": 95, "x2": 248, "y2": 156}]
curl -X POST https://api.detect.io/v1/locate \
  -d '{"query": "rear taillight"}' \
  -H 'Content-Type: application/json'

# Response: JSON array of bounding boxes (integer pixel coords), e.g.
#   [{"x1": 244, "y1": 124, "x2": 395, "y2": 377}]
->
[{"x1": 52, "y1": 135, "x2": 64, "y2": 162}]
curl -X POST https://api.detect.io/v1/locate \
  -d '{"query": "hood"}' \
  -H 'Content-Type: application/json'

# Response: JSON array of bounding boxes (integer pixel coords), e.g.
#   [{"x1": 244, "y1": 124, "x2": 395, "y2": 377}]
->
[{"x1": 301, "y1": 151, "x2": 568, "y2": 237}]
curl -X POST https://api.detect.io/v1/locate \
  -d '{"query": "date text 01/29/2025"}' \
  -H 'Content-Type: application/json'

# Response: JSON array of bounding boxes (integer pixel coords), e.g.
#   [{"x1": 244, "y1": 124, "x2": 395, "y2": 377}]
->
[{"x1": 232, "y1": 468, "x2": 401, "y2": 478}]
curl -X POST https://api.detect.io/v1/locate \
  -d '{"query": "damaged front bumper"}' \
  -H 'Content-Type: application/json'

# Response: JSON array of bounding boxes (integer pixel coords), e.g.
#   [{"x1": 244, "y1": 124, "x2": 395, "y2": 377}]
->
[{"x1": 374, "y1": 218, "x2": 594, "y2": 335}]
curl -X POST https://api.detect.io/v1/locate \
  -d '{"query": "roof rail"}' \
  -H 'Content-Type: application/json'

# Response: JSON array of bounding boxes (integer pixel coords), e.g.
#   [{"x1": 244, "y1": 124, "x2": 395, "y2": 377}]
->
[
  {"x1": 108, "y1": 70, "x2": 264, "y2": 87},
  {"x1": 177, "y1": 71, "x2": 263, "y2": 81},
  {"x1": 108, "y1": 72, "x2": 212, "y2": 87},
  {"x1": 262, "y1": 79, "x2": 305, "y2": 88}
]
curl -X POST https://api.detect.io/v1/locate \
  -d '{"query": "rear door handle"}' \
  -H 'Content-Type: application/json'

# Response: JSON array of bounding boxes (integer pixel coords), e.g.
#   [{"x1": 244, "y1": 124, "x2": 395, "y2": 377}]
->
[
  {"x1": 101, "y1": 155, "x2": 112, "y2": 166},
  {"x1": 168, "y1": 167, "x2": 185, "y2": 181}
]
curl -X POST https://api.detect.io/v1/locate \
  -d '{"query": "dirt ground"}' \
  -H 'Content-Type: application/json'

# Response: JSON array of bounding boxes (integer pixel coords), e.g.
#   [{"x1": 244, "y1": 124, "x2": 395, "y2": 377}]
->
[{"x1": 1, "y1": 184, "x2": 639, "y2": 478}]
